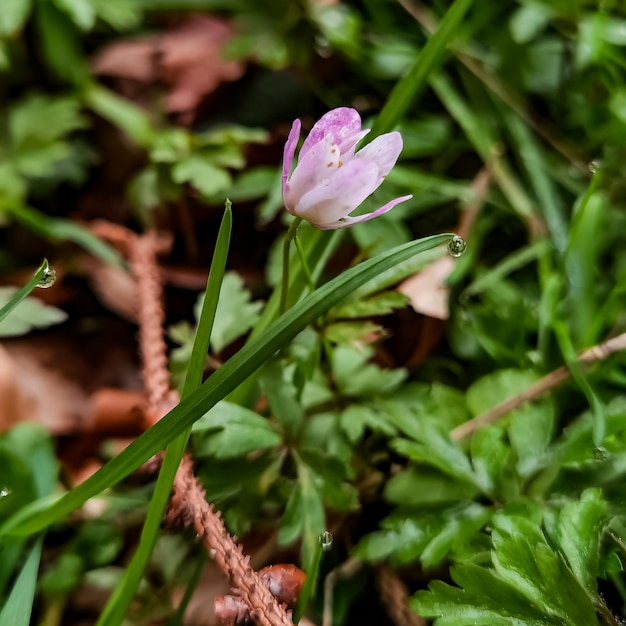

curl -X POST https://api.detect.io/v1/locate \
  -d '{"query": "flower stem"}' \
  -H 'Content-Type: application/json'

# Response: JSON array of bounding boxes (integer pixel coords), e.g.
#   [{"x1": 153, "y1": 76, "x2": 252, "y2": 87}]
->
[
  {"x1": 279, "y1": 216, "x2": 303, "y2": 315},
  {"x1": 294, "y1": 234, "x2": 316, "y2": 293}
]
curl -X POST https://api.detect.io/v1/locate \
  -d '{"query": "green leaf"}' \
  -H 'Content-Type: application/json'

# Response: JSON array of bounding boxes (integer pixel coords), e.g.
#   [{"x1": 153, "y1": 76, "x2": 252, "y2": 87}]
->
[
  {"x1": 332, "y1": 345, "x2": 406, "y2": 396},
  {"x1": 0, "y1": 0, "x2": 32, "y2": 36},
  {"x1": 83, "y1": 84, "x2": 154, "y2": 147},
  {"x1": 385, "y1": 467, "x2": 480, "y2": 506},
  {"x1": 0, "y1": 288, "x2": 67, "y2": 337},
  {"x1": 205, "y1": 272, "x2": 263, "y2": 353},
  {"x1": 324, "y1": 320, "x2": 384, "y2": 345},
  {"x1": 555, "y1": 488, "x2": 605, "y2": 594},
  {"x1": 0, "y1": 539, "x2": 42, "y2": 626},
  {"x1": 53, "y1": 0, "x2": 96, "y2": 30},
  {"x1": 35, "y1": 3, "x2": 89, "y2": 83},
  {"x1": 329, "y1": 291, "x2": 409, "y2": 319},
  {"x1": 391, "y1": 422, "x2": 483, "y2": 490},
  {"x1": 295, "y1": 457, "x2": 326, "y2": 573},
  {"x1": 258, "y1": 358, "x2": 304, "y2": 438},
  {"x1": 356, "y1": 504, "x2": 489, "y2": 568},
  {"x1": 172, "y1": 156, "x2": 232, "y2": 197},
  {"x1": 90, "y1": 0, "x2": 141, "y2": 29},
  {"x1": 192, "y1": 401, "x2": 281, "y2": 458},
  {"x1": 491, "y1": 517, "x2": 597, "y2": 624}
]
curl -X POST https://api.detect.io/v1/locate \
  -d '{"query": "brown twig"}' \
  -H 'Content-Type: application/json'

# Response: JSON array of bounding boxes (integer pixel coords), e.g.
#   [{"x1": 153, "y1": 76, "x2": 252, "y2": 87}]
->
[
  {"x1": 94, "y1": 223, "x2": 294, "y2": 626},
  {"x1": 450, "y1": 331, "x2": 626, "y2": 440},
  {"x1": 376, "y1": 566, "x2": 427, "y2": 626}
]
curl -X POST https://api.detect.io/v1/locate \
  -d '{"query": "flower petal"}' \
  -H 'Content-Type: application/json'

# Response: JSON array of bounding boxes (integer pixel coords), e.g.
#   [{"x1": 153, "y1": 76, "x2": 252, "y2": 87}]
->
[
  {"x1": 282, "y1": 119, "x2": 301, "y2": 195},
  {"x1": 318, "y1": 194, "x2": 413, "y2": 229},
  {"x1": 355, "y1": 131, "x2": 403, "y2": 178},
  {"x1": 294, "y1": 158, "x2": 381, "y2": 227},
  {"x1": 300, "y1": 108, "x2": 362, "y2": 159},
  {"x1": 284, "y1": 134, "x2": 341, "y2": 212}
]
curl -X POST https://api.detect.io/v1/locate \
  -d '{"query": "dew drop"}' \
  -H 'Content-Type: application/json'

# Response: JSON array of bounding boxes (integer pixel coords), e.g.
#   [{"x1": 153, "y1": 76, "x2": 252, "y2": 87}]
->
[
  {"x1": 319, "y1": 531, "x2": 333, "y2": 551},
  {"x1": 37, "y1": 262, "x2": 57, "y2": 289},
  {"x1": 447, "y1": 235, "x2": 467, "y2": 258},
  {"x1": 0, "y1": 487, "x2": 11, "y2": 498},
  {"x1": 593, "y1": 446, "x2": 608, "y2": 462},
  {"x1": 588, "y1": 160, "x2": 602, "y2": 174}
]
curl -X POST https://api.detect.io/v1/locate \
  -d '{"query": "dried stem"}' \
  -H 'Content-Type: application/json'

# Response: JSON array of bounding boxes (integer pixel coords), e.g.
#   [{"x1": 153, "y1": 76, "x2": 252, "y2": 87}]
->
[
  {"x1": 376, "y1": 567, "x2": 427, "y2": 626},
  {"x1": 94, "y1": 222, "x2": 294, "y2": 626},
  {"x1": 450, "y1": 332, "x2": 626, "y2": 440}
]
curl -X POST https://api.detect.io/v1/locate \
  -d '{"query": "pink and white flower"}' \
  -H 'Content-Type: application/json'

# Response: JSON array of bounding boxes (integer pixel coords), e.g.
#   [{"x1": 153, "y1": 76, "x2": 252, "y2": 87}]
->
[{"x1": 282, "y1": 107, "x2": 412, "y2": 230}]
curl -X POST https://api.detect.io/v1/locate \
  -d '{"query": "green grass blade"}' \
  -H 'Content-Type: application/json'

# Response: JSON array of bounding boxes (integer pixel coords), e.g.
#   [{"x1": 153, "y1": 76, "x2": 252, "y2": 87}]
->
[
  {"x1": 0, "y1": 233, "x2": 452, "y2": 538},
  {"x1": 0, "y1": 259, "x2": 51, "y2": 325},
  {"x1": 500, "y1": 107, "x2": 568, "y2": 254},
  {"x1": 430, "y1": 72, "x2": 535, "y2": 220},
  {"x1": 369, "y1": 0, "x2": 474, "y2": 138},
  {"x1": 96, "y1": 202, "x2": 232, "y2": 626},
  {"x1": 0, "y1": 538, "x2": 43, "y2": 626}
]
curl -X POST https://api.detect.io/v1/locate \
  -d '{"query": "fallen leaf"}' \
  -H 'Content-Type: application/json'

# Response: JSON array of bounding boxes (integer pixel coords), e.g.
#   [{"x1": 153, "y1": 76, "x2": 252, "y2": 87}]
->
[
  {"x1": 93, "y1": 15, "x2": 246, "y2": 120},
  {"x1": 397, "y1": 255, "x2": 454, "y2": 320}
]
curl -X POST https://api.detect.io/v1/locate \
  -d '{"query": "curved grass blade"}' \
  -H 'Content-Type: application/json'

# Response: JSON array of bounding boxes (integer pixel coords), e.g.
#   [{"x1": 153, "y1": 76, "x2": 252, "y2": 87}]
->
[
  {"x1": 96, "y1": 202, "x2": 232, "y2": 626},
  {"x1": 0, "y1": 259, "x2": 51, "y2": 325},
  {"x1": 369, "y1": 0, "x2": 474, "y2": 139},
  {"x1": 0, "y1": 234, "x2": 453, "y2": 539}
]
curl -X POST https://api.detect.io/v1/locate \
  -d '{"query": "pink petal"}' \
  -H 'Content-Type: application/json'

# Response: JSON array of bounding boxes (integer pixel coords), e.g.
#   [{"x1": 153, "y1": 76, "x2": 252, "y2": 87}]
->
[
  {"x1": 282, "y1": 119, "x2": 301, "y2": 195},
  {"x1": 337, "y1": 129, "x2": 370, "y2": 159},
  {"x1": 300, "y1": 108, "x2": 362, "y2": 159},
  {"x1": 294, "y1": 158, "x2": 381, "y2": 227},
  {"x1": 284, "y1": 134, "x2": 341, "y2": 212},
  {"x1": 355, "y1": 131, "x2": 403, "y2": 178},
  {"x1": 319, "y1": 194, "x2": 413, "y2": 229}
]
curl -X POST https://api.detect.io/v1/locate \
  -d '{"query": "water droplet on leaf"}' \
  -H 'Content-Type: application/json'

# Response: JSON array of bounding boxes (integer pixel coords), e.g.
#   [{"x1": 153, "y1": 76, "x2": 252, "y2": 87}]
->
[
  {"x1": 37, "y1": 262, "x2": 57, "y2": 289},
  {"x1": 0, "y1": 487, "x2": 11, "y2": 498},
  {"x1": 588, "y1": 160, "x2": 602, "y2": 174},
  {"x1": 447, "y1": 235, "x2": 467, "y2": 258},
  {"x1": 593, "y1": 446, "x2": 608, "y2": 461},
  {"x1": 319, "y1": 531, "x2": 333, "y2": 551}
]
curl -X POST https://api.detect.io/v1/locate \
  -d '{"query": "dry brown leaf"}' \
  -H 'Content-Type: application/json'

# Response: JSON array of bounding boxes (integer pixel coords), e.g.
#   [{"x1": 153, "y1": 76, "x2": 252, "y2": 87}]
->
[
  {"x1": 398, "y1": 255, "x2": 454, "y2": 320},
  {"x1": 93, "y1": 15, "x2": 245, "y2": 119}
]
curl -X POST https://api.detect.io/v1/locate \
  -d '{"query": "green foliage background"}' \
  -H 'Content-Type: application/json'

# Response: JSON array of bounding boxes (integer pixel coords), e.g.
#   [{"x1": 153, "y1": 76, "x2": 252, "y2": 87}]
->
[{"x1": 1, "y1": 0, "x2": 626, "y2": 625}]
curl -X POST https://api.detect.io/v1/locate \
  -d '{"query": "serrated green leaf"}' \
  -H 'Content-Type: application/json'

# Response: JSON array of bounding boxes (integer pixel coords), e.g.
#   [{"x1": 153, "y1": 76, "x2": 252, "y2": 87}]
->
[
  {"x1": 491, "y1": 523, "x2": 597, "y2": 625},
  {"x1": 470, "y1": 425, "x2": 511, "y2": 498},
  {"x1": 192, "y1": 401, "x2": 280, "y2": 458},
  {"x1": 171, "y1": 155, "x2": 232, "y2": 197},
  {"x1": 9, "y1": 94, "x2": 86, "y2": 149},
  {"x1": 385, "y1": 467, "x2": 481, "y2": 506},
  {"x1": 421, "y1": 504, "x2": 491, "y2": 568},
  {"x1": 555, "y1": 488, "x2": 605, "y2": 594},
  {"x1": 329, "y1": 291, "x2": 409, "y2": 319},
  {"x1": 324, "y1": 320, "x2": 383, "y2": 345},
  {"x1": 205, "y1": 272, "x2": 263, "y2": 353},
  {"x1": 391, "y1": 423, "x2": 483, "y2": 490},
  {"x1": 0, "y1": 288, "x2": 67, "y2": 337},
  {"x1": 332, "y1": 345, "x2": 406, "y2": 396},
  {"x1": 258, "y1": 358, "x2": 304, "y2": 438}
]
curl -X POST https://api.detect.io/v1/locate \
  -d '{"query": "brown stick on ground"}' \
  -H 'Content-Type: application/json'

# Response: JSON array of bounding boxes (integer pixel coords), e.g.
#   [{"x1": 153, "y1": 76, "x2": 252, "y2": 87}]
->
[
  {"x1": 94, "y1": 223, "x2": 294, "y2": 626},
  {"x1": 450, "y1": 331, "x2": 626, "y2": 441}
]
